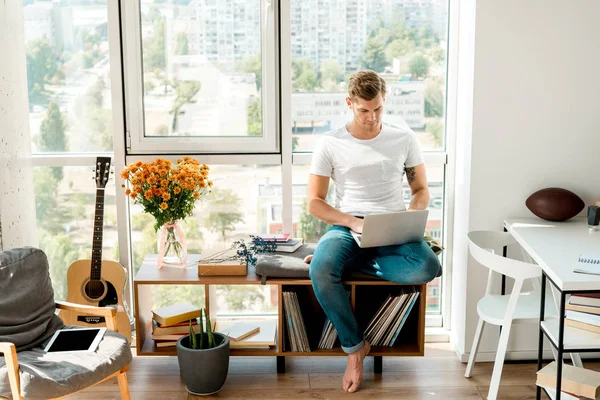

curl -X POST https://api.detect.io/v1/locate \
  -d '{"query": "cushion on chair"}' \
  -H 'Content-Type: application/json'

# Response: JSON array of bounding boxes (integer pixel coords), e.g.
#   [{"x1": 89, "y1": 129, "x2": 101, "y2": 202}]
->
[
  {"x1": 0, "y1": 326, "x2": 132, "y2": 399},
  {"x1": 0, "y1": 247, "x2": 64, "y2": 351}
]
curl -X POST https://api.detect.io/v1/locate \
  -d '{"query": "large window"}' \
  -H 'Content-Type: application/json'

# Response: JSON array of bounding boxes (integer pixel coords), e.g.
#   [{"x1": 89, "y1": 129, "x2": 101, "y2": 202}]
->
[
  {"x1": 25, "y1": 0, "x2": 114, "y2": 153},
  {"x1": 290, "y1": 0, "x2": 447, "y2": 153},
  {"x1": 24, "y1": 0, "x2": 118, "y2": 301},
  {"x1": 124, "y1": 0, "x2": 279, "y2": 153},
  {"x1": 25, "y1": 0, "x2": 451, "y2": 330}
]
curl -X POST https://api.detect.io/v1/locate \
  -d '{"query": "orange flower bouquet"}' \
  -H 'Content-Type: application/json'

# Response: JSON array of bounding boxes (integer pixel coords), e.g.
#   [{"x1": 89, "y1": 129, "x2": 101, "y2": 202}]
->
[{"x1": 120, "y1": 156, "x2": 212, "y2": 267}]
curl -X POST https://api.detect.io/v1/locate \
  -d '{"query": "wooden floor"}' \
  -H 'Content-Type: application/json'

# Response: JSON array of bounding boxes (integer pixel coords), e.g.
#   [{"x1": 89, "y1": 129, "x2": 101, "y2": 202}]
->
[{"x1": 68, "y1": 343, "x2": 591, "y2": 399}]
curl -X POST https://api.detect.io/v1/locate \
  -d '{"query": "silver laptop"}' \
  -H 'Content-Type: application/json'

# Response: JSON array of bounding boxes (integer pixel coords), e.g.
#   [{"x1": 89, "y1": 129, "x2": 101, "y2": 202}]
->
[{"x1": 350, "y1": 210, "x2": 429, "y2": 248}]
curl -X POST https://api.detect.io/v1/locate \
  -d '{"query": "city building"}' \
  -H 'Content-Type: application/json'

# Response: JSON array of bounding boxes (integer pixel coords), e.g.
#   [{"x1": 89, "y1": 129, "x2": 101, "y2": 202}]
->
[
  {"x1": 291, "y1": 80, "x2": 425, "y2": 135},
  {"x1": 23, "y1": 0, "x2": 73, "y2": 50},
  {"x1": 176, "y1": 0, "x2": 261, "y2": 72}
]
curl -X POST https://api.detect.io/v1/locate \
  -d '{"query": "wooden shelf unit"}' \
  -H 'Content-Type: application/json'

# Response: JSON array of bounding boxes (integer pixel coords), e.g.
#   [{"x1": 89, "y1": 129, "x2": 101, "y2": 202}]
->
[{"x1": 134, "y1": 254, "x2": 427, "y2": 372}]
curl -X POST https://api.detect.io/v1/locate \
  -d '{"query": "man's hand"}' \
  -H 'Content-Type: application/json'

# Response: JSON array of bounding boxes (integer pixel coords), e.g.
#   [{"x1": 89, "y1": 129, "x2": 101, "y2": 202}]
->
[{"x1": 350, "y1": 217, "x2": 364, "y2": 233}]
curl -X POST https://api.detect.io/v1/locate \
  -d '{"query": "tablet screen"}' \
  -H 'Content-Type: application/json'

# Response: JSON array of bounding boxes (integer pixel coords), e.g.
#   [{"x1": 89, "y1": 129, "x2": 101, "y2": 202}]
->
[{"x1": 45, "y1": 328, "x2": 106, "y2": 352}]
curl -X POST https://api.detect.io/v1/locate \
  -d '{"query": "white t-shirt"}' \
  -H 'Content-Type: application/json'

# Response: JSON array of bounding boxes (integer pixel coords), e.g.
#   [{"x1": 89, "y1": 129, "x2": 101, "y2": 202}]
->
[{"x1": 309, "y1": 122, "x2": 424, "y2": 216}]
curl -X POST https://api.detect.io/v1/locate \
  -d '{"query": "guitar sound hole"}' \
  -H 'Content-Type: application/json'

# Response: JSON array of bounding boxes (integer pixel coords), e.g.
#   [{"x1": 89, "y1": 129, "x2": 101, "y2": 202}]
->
[{"x1": 85, "y1": 280, "x2": 106, "y2": 300}]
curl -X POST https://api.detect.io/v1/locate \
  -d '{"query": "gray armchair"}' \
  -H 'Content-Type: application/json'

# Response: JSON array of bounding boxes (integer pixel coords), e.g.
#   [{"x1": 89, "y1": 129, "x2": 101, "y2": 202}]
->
[{"x1": 0, "y1": 248, "x2": 132, "y2": 400}]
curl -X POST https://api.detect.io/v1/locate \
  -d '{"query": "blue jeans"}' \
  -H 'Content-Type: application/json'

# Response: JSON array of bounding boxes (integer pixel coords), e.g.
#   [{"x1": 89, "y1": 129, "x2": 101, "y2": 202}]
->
[{"x1": 309, "y1": 225, "x2": 441, "y2": 354}]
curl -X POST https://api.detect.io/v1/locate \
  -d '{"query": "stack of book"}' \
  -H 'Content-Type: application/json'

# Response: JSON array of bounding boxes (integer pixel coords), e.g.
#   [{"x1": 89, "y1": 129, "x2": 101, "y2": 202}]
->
[
  {"x1": 257, "y1": 234, "x2": 303, "y2": 253},
  {"x1": 565, "y1": 293, "x2": 600, "y2": 334},
  {"x1": 215, "y1": 319, "x2": 277, "y2": 349},
  {"x1": 151, "y1": 302, "x2": 201, "y2": 348},
  {"x1": 537, "y1": 361, "x2": 600, "y2": 399},
  {"x1": 283, "y1": 291, "x2": 311, "y2": 352},
  {"x1": 365, "y1": 288, "x2": 420, "y2": 346}
]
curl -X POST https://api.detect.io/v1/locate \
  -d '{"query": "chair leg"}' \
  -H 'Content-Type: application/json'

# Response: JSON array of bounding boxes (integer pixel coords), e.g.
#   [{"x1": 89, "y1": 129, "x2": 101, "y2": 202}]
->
[
  {"x1": 465, "y1": 317, "x2": 485, "y2": 378},
  {"x1": 570, "y1": 352, "x2": 583, "y2": 368},
  {"x1": 117, "y1": 371, "x2": 130, "y2": 400},
  {"x1": 487, "y1": 322, "x2": 513, "y2": 400}
]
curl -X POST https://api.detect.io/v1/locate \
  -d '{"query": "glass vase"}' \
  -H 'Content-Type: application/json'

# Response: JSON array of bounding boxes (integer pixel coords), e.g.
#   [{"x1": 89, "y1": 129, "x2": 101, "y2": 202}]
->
[{"x1": 157, "y1": 220, "x2": 187, "y2": 267}]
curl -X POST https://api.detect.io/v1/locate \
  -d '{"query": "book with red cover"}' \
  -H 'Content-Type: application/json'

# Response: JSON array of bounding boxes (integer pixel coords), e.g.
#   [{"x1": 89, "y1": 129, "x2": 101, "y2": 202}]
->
[{"x1": 257, "y1": 233, "x2": 291, "y2": 242}]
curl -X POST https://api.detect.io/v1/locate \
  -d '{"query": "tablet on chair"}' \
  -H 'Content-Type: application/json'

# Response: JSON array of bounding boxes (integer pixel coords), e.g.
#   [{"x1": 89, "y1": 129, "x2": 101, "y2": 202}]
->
[{"x1": 44, "y1": 327, "x2": 107, "y2": 353}]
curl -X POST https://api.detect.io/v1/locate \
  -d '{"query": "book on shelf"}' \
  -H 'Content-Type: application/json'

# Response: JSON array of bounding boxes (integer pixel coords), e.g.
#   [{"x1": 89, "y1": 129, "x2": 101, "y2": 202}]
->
[
  {"x1": 365, "y1": 287, "x2": 419, "y2": 347},
  {"x1": 275, "y1": 238, "x2": 303, "y2": 253},
  {"x1": 565, "y1": 318, "x2": 600, "y2": 334},
  {"x1": 151, "y1": 333, "x2": 187, "y2": 341},
  {"x1": 565, "y1": 302, "x2": 600, "y2": 316},
  {"x1": 566, "y1": 310, "x2": 600, "y2": 327},
  {"x1": 219, "y1": 321, "x2": 260, "y2": 342},
  {"x1": 152, "y1": 302, "x2": 201, "y2": 326},
  {"x1": 152, "y1": 319, "x2": 199, "y2": 335},
  {"x1": 216, "y1": 319, "x2": 277, "y2": 349},
  {"x1": 537, "y1": 361, "x2": 600, "y2": 399},
  {"x1": 569, "y1": 293, "x2": 600, "y2": 308},
  {"x1": 283, "y1": 291, "x2": 311, "y2": 352},
  {"x1": 257, "y1": 233, "x2": 291, "y2": 242},
  {"x1": 155, "y1": 341, "x2": 178, "y2": 348}
]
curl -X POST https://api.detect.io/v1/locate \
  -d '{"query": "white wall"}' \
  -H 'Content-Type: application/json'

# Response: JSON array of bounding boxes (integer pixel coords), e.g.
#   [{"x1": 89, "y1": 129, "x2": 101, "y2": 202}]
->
[
  {"x1": 0, "y1": 1, "x2": 38, "y2": 249},
  {"x1": 451, "y1": 0, "x2": 600, "y2": 361}
]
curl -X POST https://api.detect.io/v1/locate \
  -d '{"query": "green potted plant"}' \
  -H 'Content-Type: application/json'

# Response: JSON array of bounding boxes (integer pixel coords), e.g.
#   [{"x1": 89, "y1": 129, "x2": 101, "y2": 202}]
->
[{"x1": 176, "y1": 308, "x2": 230, "y2": 395}]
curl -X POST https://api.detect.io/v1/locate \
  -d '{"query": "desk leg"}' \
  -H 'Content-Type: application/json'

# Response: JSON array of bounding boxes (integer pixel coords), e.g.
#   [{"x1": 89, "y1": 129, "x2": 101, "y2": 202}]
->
[
  {"x1": 536, "y1": 273, "x2": 546, "y2": 400},
  {"x1": 555, "y1": 292, "x2": 566, "y2": 400}
]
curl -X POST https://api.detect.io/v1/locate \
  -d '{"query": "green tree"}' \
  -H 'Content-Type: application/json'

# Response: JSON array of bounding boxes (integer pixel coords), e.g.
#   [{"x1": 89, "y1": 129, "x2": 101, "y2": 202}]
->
[
  {"x1": 174, "y1": 32, "x2": 189, "y2": 55},
  {"x1": 385, "y1": 37, "x2": 413, "y2": 62},
  {"x1": 205, "y1": 189, "x2": 244, "y2": 241},
  {"x1": 237, "y1": 54, "x2": 262, "y2": 92},
  {"x1": 408, "y1": 54, "x2": 430, "y2": 79},
  {"x1": 247, "y1": 97, "x2": 262, "y2": 137},
  {"x1": 298, "y1": 199, "x2": 330, "y2": 243},
  {"x1": 292, "y1": 58, "x2": 319, "y2": 92},
  {"x1": 26, "y1": 39, "x2": 58, "y2": 104},
  {"x1": 39, "y1": 228, "x2": 80, "y2": 301},
  {"x1": 170, "y1": 80, "x2": 201, "y2": 131},
  {"x1": 145, "y1": 17, "x2": 166, "y2": 72},
  {"x1": 360, "y1": 36, "x2": 387, "y2": 72},
  {"x1": 424, "y1": 80, "x2": 444, "y2": 118},
  {"x1": 319, "y1": 60, "x2": 343, "y2": 86},
  {"x1": 34, "y1": 167, "x2": 59, "y2": 230},
  {"x1": 426, "y1": 118, "x2": 444, "y2": 148},
  {"x1": 39, "y1": 100, "x2": 68, "y2": 152},
  {"x1": 39, "y1": 101, "x2": 68, "y2": 181},
  {"x1": 152, "y1": 285, "x2": 205, "y2": 310},
  {"x1": 218, "y1": 285, "x2": 265, "y2": 311}
]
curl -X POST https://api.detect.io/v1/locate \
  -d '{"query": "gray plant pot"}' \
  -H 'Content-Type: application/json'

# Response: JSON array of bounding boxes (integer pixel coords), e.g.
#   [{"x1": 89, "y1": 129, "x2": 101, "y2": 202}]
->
[{"x1": 176, "y1": 332, "x2": 230, "y2": 395}]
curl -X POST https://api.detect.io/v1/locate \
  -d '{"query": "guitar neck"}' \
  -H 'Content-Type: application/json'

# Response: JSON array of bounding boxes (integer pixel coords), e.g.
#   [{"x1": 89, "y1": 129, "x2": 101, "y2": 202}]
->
[{"x1": 91, "y1": 188, "x2": 105, "y2": 280}]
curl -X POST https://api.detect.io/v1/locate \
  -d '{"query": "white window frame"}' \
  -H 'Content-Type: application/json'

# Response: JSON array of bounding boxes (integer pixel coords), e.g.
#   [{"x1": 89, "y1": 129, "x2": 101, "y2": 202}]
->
[{"x1": 120, "y1": 0, "x2": 279, "y2": 154}]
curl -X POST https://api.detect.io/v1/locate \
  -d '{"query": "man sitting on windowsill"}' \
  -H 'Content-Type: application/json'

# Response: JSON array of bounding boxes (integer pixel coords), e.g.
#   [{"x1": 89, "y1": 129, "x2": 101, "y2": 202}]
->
[{"x1": 303, "y1": 70, "x2": 441, "y2": 393}]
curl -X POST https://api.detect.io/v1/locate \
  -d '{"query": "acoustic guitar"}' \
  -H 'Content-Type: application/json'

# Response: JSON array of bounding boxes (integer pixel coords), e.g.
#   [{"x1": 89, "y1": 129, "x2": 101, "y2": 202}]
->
[{"x1": 59, "y1": 157, "x2": 132, "y2": 342}]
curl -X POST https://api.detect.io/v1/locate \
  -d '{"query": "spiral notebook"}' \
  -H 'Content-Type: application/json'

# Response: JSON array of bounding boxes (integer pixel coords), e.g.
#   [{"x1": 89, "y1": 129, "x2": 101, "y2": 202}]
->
[{"x1": 573, "y1": 254, "x2": 600, "y2": 276}]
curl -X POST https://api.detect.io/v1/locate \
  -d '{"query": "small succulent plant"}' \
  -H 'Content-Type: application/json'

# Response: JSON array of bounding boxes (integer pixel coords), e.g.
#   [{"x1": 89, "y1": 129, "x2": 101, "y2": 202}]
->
[{"x1": 188, "y1": 308, "x2": 216, "y2": 349}]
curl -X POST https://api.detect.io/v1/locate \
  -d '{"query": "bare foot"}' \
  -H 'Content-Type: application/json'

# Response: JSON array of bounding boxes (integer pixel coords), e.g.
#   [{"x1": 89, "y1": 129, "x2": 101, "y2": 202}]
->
[
  {"x1": 342, "y1": 341, "x2": 371, "y2": 393},
  {"x1": 303, "y1": 255, "x2": 313, "y2": 264}
]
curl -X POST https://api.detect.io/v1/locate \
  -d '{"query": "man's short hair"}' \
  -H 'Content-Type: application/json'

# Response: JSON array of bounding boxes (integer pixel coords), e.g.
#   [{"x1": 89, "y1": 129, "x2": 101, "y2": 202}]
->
[{"x1": 348, "y1": 70, "x2": 387, "y2": 101}]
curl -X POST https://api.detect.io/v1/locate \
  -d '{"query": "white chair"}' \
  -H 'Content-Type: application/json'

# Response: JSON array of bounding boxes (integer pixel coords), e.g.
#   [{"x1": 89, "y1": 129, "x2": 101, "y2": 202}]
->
[{"x1": 464, "y1": 231, "x2": 555, "y2": 400}]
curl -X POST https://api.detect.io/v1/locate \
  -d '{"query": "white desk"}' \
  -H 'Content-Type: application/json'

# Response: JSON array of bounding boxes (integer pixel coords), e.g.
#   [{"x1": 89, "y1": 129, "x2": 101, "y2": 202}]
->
[
  {"x1": 505, "y1": 218, "x2": 600, "y2": 291},
  {"x1": 504, "y1": 218, "x2": 600, "y2": 400}
]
